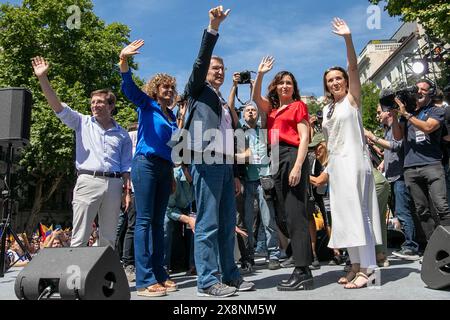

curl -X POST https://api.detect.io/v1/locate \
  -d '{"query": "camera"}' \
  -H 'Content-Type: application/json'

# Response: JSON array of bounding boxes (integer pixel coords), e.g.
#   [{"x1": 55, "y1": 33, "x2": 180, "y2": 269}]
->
[
  {"x1": 316, "y1": 110, "x2": 323, "y2": 119},
  {"x1": 313, "y1": 110, "x2": 323, "y2": 131},
  {"x1": 238, "y1": 71, "x2": 252, "y2": 84},
  {"x1": 379, "y1": 85, "x2": 419, "y2": 113}
]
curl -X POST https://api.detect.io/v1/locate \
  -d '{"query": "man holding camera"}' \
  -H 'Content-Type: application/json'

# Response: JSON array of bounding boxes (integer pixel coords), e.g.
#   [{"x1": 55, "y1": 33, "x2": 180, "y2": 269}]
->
[
  {"x1": 365, "y1": 102, "x2": 419, "y2": 260},
  {"x1": 392, "y1": 79, "x2": 450, "y2": 240},
  {"x1": 238, "y1": 103, "x2": 281, "y2": 270}
]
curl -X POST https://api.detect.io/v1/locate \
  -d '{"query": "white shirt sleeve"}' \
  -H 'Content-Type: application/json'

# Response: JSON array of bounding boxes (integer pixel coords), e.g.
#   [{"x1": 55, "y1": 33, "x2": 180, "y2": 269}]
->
[{"x1": 55, "y1": 103, "x2": 83, "y2": 131}]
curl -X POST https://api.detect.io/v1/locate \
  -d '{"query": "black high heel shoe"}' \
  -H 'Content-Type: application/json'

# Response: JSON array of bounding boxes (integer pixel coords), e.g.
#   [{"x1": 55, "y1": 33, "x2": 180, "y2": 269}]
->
[{"x1": 277, "y1": 267, "x2": 314, "y2": 291}]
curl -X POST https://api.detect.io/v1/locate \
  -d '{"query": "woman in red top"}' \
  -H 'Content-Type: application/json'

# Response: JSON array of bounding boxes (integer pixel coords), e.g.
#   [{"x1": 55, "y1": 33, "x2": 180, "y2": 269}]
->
[{"x1": 252, "y1": 56, "x2": 313, "y2": 291}]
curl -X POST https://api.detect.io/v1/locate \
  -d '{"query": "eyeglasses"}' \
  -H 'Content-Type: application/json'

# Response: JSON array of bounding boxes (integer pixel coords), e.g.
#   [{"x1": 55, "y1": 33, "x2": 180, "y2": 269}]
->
[
  {"x1": 211, "y1": 66, "x2": 226, "y2": 72},
  {"x1": 327, "y1": 102, "x2": 336, "y2": 119}
]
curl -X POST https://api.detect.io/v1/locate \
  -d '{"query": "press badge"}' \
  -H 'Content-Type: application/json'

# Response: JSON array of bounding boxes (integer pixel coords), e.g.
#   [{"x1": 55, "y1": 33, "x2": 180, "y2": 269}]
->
[{"x1": 415, "y1": 129, "x2": 426, "y2": 143}]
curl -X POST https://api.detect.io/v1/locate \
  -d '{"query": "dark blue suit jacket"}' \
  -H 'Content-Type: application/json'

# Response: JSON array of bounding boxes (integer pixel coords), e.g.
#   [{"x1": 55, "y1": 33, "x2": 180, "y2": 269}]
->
[{"x1": 183, "y1": 30, "x2": 223, "y2": 153}]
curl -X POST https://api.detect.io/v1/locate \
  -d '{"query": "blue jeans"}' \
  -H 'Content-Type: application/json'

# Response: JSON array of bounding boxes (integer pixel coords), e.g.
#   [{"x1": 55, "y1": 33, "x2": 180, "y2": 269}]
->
[
  {"x1": 132, "y1": 154, "x2": 172, "y2": 289},
  {"x1": 392, "y1": 179, "x2": 419, "y2": 253},
  {"x1": 255, "y1": 223, "x2": 267, "y2": 253},
  {"x1": 244, "y1": 180, "x2": 280, "y2": 260},
  {"x1": 190, "y1": 163, "x2": 240, "y2": 289}
]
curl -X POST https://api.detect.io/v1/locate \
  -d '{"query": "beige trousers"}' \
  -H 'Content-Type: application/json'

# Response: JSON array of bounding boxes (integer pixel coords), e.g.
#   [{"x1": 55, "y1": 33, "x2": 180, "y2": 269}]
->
[{"x1": 70, "y1": 174, "x2": 123, "y2": 247}]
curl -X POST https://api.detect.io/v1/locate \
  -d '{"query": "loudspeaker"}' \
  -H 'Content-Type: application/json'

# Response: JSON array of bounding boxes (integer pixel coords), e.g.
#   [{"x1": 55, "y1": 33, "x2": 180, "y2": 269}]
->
[
  {"x1": 421, "y1": 226, "x2": 450, "y2": 290},
  {"x1": 0, "y1": 88, "x2": 32, "y2": 145},
  {"x1": 14, "y1": 246, "x2": 130, "y2": 300}
]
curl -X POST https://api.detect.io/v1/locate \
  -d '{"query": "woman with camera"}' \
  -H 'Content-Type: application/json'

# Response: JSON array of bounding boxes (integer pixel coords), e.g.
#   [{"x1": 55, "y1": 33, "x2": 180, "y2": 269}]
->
[
  {"x1": 252, "y1": 56, "x2": 313, "y2": 291},
  {"x1": 320, "y1": 18, "x2": 382, "y2": 289}
]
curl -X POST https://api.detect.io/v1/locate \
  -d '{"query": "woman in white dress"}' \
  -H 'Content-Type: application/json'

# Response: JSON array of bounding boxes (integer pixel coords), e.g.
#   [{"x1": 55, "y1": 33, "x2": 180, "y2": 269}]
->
[{"x1": 320, "y1": 18, "x2": 382, "y2": 289}]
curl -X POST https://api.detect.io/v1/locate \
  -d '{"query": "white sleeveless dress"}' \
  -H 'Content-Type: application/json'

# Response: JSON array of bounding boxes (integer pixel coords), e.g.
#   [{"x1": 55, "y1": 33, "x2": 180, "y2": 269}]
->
[{"x1": 321, "y1": 96, "x2": 382, "y2": 248}]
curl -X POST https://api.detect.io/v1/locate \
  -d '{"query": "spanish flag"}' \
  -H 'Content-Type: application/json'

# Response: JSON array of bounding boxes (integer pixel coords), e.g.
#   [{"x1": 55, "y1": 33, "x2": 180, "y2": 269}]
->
[{"x1": 39, "y1": 223, "x2": 53, "y2": 241}]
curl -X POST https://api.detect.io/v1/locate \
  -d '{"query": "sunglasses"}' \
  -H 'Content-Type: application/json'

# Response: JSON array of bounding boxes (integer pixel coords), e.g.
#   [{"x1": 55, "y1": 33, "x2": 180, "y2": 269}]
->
[{"x1": 327, "y1": 102, "x2": 336, "y2": 119}]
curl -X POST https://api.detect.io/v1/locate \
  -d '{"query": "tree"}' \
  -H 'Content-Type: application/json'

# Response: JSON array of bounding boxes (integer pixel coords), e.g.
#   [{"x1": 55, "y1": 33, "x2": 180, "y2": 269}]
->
[
  {"x1": 0, "y1": 0, "x2": 139, "y2": 235},
  {"x1": 369, "y1": 0, "x2": 450, "y2": 43},
  {"x1": 361, "y1": 82, "x2": 381, "y2": 132},
  {"x1": 369, "y1": 0, "x2": 450, "y2": 87},
  {"x1": 307, "y1": 100, "x2": 325, "y2": 116}
]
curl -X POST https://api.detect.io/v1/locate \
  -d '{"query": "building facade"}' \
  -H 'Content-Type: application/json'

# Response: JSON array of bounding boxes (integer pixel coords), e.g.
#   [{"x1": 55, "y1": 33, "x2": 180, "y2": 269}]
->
[{"x1": 358, "y1": 22, "x2": 447, "y2": 90}]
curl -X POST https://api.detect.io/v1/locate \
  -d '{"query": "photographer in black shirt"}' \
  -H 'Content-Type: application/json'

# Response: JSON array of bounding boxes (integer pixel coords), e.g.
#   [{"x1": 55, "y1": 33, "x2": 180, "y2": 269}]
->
[{"x1": 392, "y1": 79, "x2": 450, "y2": 240}]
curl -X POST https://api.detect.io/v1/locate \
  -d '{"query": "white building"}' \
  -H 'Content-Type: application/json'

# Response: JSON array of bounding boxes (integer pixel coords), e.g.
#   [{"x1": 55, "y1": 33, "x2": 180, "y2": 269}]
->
[
  {"x1": 358, "y1": 40, "x2": 402, "y2": 84},
  {"x1": 358, "y1": 22, "x2": 447, "y2": 90}
]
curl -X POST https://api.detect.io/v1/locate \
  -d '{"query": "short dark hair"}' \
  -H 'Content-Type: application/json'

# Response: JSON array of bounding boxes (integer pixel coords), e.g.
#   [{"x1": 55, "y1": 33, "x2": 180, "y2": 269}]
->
[
  {"x1": 416, "y1": 79, "x2": 436, "y2": 95},
  {"x1": 90, "y1": 89, "x2": 116, "y2": 105}
]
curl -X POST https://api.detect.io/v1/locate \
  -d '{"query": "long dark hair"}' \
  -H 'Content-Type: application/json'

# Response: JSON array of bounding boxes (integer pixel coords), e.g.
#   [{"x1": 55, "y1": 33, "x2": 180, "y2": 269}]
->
[
  {"x1": 266, "y1": 71, "x2": 301, "y2": 109},
  {"x1": 322, "y1": 66, "x2": 348, "y2": 101}
]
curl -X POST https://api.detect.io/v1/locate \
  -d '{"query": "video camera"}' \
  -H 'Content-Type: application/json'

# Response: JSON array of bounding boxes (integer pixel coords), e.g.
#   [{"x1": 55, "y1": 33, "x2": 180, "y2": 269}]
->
[
  {"x1": 379, "y1": 85, "x2": 419, "y2": 113},
  {"x1": 238, "y1": 71, "x2": 252, "y2": 84}
]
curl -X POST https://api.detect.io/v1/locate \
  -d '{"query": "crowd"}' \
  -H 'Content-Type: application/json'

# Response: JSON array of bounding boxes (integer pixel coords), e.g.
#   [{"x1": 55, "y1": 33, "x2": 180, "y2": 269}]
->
[
  {"x1": 2, "y1": 6, "x2": 450, "y2": 298},
  {"x1": 4, "y1": 223, "x2": 100, "y2": 268}
]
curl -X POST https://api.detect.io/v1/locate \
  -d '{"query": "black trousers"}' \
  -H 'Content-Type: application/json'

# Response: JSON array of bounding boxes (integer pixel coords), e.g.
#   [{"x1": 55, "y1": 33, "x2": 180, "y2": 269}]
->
[
  {"x1": 273, "y1": 144, "x2": 312, "y2": 267},
  {"x1": 115, "y1": 195, "x2": 136, "y2": 266},
  {"x1": 404, "y1": 163, "x2": 450, "y2": 240}
]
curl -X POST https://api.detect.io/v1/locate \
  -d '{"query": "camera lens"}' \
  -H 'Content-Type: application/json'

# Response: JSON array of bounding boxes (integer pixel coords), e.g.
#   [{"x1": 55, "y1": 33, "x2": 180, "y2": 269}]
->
[{"x1": 316, "y1": 110, "x2": 323, "y2": 118}]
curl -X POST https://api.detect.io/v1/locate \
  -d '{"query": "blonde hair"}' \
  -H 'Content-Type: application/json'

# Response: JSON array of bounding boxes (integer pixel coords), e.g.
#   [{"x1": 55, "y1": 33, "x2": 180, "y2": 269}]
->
[
  {"x1": 316, "y1": 141, "x2": 329, "y2": 167},
  {"x1": 142, "y1": 73, "x2": 177, "y2": 103}
]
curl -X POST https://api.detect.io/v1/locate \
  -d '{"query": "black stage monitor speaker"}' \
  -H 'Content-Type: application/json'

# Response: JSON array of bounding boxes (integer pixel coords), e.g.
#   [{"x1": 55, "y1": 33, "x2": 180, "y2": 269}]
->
[
  {"x1": 14, "y1": 246, "x2": 130, "y2": 300},
  {"x1": 421, "y1": 226, "x2": 450, "y2": 290},
  {"x1": 0, "y1": 88, "x2": 32, "y2": 145}
]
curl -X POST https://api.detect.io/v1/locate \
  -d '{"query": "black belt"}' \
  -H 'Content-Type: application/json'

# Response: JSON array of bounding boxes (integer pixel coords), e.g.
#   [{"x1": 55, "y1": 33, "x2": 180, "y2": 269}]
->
[{"x1": 78, "y1": 170, "x2": 122, "y2": 178}]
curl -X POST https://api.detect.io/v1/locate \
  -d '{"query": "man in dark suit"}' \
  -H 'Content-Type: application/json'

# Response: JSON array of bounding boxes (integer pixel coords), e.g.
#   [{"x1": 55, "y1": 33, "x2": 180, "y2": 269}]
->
[{"x1": 182, "y1": 6, "x2": 255, "y2": 297}]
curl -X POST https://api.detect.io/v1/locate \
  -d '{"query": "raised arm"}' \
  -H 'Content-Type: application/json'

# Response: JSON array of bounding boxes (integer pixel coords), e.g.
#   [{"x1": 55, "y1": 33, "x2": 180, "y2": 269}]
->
[
  {"x1": 396, "y1": 96, "x2": 442, "y2": 134},
  {"x1": 252, "y1": 56, "x2": 274, "y2": 114},
  {"x1": 119, "y1": 39, "x2": 144, "y2": 74},
  {"x1": 227, "y1": 72, "x2": 241, "y2": 128},
  {"x1": 31, "y1": 56, "x2": 63, "y2": 113},
  {"x1": 119, "y1": 40, "x2": 150, "y2": 107},
  {"x1": 185, "y1": 6, "x2": 230, "y2": 98},
  {"x1": 332, "y1": 18, "x2": 361, "y2": 107},
  {"x1": 391, "y1": 98, "x2": 410, "y2": 140}
]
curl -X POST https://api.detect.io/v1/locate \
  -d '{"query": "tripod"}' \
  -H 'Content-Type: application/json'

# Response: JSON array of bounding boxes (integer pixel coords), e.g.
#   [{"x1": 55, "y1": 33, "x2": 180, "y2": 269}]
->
[{"x1": 0, "y1": 142, "x2": 32, "y2": 277}]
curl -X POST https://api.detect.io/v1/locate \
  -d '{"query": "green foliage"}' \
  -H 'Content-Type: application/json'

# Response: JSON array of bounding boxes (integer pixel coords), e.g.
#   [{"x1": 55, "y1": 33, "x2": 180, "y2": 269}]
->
[
  {"x1": 369, "y1": 0, "x2": 450, "y2": 89},
  {"x1": 307, "y1": 100, "x2": 325, "y2": 115},
  {"x1": 0, "y1": 0, "x2": 139, "y2": 231},
  {"x1": 369, "y1": 0, "x2": 450, "y2": 43},
  {"x1": 437, "y1": 61, "x2": 450, "y2": 89},
  {"x1": 361, "y1": 82, "x2": 381, "y2": 132}
]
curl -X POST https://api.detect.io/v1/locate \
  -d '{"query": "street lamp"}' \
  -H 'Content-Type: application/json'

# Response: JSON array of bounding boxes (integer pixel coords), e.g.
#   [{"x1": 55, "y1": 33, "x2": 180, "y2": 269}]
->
[{"x1": 411, "y1": 59, "x2": 427, "y2": 75}]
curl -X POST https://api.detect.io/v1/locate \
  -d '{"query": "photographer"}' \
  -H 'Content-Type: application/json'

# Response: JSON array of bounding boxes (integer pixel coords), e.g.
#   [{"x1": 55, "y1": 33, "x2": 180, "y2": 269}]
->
[
  {"x1": 240, "y1": 103, "x2": 281, "y2": 271},
  {"x1": 391, "y1": 79, "x2": 450, "y2": 240},
  {"x1": 230, "y1": 72, "x2": 281, "y2": 271},
  {"x1": 365, "y1": 102, "x2": 419, "y2": 261}
]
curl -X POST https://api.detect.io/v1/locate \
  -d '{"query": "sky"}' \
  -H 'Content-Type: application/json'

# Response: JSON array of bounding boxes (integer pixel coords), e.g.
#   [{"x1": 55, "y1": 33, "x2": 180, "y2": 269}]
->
[{"x1": 5, "y1": 0, "x2": 403, "y2": 102}]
